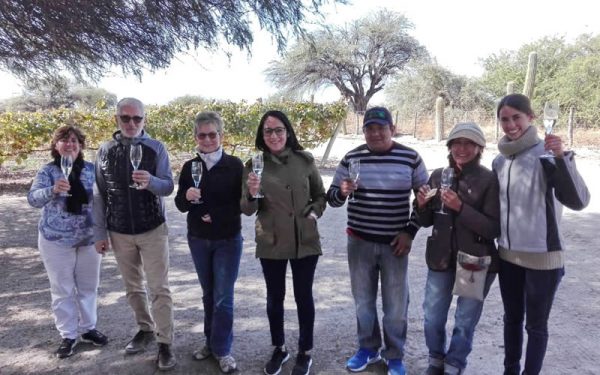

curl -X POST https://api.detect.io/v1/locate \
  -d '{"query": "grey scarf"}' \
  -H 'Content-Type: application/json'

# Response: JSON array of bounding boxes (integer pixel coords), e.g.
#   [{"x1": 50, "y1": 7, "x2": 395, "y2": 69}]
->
[{"x1": 497, "y1": 125, "x2": 541, "y2": 157}]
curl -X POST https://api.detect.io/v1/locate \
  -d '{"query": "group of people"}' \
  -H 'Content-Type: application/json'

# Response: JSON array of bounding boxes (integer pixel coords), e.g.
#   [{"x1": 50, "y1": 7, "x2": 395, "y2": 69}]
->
[{"x1": 27, "y1": 94, "x2": 589, "y2": 375}]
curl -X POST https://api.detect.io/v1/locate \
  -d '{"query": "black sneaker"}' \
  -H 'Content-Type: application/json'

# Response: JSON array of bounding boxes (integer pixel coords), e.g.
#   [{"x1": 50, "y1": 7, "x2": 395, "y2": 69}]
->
[
  {"x1": 125, "y1": 330, "x2": 154, "y2": 354},
  {"x1": 81, "y1": 329, "x2": 108, "y2": 346},
  {"x1": 291, "y1": 353, "x2": 312, "y2": 375},
  {"x1": 56, "y1": 338, "x2": 77, "y2": 359},
  {"x1": 157, "y1": 343, "x2": 176, "y2": 371},
  {"x1": 264, "y1": 346, "x2": 290, "y2": 375}
]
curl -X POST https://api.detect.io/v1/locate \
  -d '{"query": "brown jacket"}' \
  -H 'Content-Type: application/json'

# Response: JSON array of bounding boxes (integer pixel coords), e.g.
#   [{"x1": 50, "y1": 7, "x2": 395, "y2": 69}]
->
[
  {"x1": 415, "y1": 160, "x2": 500, "y2": 272},
  {"x1": 241, "y1": 148, "x2": 326, "y2": 259}
]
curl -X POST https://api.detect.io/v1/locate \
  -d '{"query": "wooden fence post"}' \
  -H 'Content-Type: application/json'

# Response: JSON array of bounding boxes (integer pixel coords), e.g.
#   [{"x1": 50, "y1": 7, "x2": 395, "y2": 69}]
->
[{"x1": 568, "y1": 106, "x2": 575, "y2": 147}]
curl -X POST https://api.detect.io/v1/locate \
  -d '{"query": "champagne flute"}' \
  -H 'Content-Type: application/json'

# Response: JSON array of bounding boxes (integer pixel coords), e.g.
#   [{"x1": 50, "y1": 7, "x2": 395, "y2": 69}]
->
[
  {"x1": 541, "y1": 100, "x2": 559, "y2": 159},
  {"x1": 347, "y1": 159, "x2": 360, "y2": 203},
  {"x1": 252, "y1": 153, "x2": 264, "y2": 198},
  {"x1": 129, "y1": 144, "x2": 142, "y2": 188},
  {"x1": 190, "y1": 161, "x2": 203, "y2": 204},
  {"x1": 437, "y1": 167, "x2": 454, "y2": 215},
  {"x1": 60, "y1": 154, "x2": 73, "y2": 197}
]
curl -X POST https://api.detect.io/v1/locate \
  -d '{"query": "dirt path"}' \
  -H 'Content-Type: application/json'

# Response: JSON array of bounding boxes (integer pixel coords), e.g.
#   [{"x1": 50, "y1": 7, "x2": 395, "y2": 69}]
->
[{"x1": 1, "y1": 137, "x2": 598, "y2": 374}]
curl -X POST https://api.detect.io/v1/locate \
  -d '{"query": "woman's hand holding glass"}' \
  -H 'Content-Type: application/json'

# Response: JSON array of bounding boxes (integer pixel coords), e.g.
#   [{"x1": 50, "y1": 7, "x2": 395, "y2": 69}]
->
[
  {"x1": 246, "y1": 172, "x2": 261, "y2": 198},
  {"x1": 440, "y1": 188, "x2": 462, "y2": 212},
  {"x1": 53, "y1": 178, "x2": 71, "y2": 196}
]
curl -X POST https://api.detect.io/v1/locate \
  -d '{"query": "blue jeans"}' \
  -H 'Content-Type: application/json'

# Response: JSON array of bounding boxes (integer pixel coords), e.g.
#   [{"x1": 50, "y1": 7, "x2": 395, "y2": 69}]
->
[
  {"x1": 188, "y1": 233, "x2": 242, "y2": 357},
  {"x1": 423, "y1": 269, "x2": 496, "y2": 371},
  {"x1": 347, "y1": 235, "x2": 409, "y2": 360},
  {"x1": 260, "y1": 255, "x2": 319, "y2": 352},
  {"x1": 499, "y1": 259, "x2": 564, "y2": 375}
]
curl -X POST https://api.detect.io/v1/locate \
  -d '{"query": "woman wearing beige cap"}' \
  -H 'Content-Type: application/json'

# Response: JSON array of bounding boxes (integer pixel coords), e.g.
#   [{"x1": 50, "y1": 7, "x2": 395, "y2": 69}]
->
[{"x1": 415, "y1": 122, "x2": 500, "y2": 375}]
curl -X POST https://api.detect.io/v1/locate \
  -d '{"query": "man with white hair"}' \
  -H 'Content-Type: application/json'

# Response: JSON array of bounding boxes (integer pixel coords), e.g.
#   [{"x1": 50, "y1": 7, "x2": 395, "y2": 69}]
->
[{"x1": 93, "y1": 97, "x2": 176, "y2": 371}]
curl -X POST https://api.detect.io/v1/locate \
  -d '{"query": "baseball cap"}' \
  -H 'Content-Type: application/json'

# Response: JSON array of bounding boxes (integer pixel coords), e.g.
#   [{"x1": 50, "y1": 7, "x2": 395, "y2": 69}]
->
[{"x1": 363, "y1": 107, "x2": 393, "y2": 127}]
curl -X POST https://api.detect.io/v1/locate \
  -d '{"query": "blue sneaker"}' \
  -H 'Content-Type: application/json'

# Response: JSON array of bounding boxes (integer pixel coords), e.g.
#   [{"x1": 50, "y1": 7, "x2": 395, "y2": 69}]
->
[
  {"x1": 346, "y1": 348, "x2": 381, "y2": 372},
  {"x1": 385, "y1": 359, "x2": 406, "y2": 375}
]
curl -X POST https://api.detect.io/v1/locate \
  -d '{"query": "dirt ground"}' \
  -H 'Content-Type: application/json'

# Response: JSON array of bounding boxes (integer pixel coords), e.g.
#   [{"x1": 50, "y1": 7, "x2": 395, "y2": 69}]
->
[{"x1": 1, "y1": 136, "x2": 598, "y2": 375}]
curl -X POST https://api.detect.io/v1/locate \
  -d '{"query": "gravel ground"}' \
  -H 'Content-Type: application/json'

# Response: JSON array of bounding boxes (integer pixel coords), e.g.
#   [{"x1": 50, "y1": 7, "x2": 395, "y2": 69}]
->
[{"x1": 1, "y1": 135, "x2": 598, "y2": 374}]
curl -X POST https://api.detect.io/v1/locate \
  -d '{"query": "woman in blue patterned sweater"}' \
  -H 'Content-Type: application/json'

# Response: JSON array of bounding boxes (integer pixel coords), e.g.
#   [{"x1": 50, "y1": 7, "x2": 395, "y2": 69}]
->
[{"x1": 28, "y1": 125, "x2": 108, "y2": 359}]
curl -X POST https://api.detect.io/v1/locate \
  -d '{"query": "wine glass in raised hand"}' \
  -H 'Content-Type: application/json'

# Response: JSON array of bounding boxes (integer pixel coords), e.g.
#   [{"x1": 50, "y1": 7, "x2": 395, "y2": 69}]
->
[
  {"x1": 347, "y1": 159, "x2": 360, "y2": 203},
  {"x1": 541, "y1": 100, "x2": 559, "y2": 159},
  {"x1": 191, "y1": 161, "x2": 203, "y2": 204},
  {"x1": 436, "y1": 167, "x2": 454, "y2": 215},
  {"x1": 60, "y1": 154, "x2": 73, "y2": 197},
  {"x1": 252, "y1": 153, "x2": 264, "y2": 198},
  {"x1": 129, "y1": 144, "x2": 142, "y2": 188}
]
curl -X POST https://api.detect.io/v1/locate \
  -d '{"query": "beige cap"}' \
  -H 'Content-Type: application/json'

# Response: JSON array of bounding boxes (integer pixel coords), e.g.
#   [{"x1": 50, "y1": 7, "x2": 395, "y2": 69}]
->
[{"x1": 446, "y1": 122, "x2": 486, "y2": 148}]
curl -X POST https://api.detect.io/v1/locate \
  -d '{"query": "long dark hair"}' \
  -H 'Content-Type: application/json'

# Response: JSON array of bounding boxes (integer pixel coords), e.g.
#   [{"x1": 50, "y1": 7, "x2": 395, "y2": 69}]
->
[
  {"x1": 496, "y1": 94, "x2": 535, "y2": 118},
  {"x1": 254, "y1": 110, "x2": 303, "y2": 152}
]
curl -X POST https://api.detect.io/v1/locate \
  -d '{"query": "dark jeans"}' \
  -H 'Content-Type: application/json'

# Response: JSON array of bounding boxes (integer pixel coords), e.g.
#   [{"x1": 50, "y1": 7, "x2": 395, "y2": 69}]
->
[
  {"x1": 499, "y1": 258, "x2": 564, "y2": 375},
  {"x1": 260, "y1": 255, "x2": 319, "y2": 352},
  {"x1": 188, "y1": 233, "x2": 242, "y2": 357}
]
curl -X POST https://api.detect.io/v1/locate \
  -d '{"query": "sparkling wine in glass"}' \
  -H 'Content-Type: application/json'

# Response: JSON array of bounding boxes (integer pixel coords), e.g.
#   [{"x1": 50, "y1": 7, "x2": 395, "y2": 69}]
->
[
  {"x1": 60, "y1": 154, "x2": 73, "y2": 197},
  {"x1": 437, "y1": 167, "x2": 454, "y2": 215},
  {"x1": 129, "y1": 144, "x2": 143, "y2": 188},
  {"x1": 252, "y1": 153, "x2": 264, "y2": 198},
  {"x1": 191, "y1": 161, "x2": 203, "y2": 204},
  {"x1": 541, "y1": 100, "x2": 559, "y2": 159},
  {"x1": 347, "y1": 159, "x2": 360, "y2": 203}
]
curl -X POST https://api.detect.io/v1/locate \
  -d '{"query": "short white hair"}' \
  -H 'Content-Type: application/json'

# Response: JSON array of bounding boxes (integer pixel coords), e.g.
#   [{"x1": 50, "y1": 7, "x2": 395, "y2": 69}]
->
[{"x1": 116, "y1": 97, "x2": 145, "y2": 115}]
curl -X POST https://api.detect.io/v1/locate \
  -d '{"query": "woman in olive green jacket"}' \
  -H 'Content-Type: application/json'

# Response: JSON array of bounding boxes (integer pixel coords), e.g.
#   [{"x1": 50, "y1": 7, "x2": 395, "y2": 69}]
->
[{"x1": 242, "y1": 110, "x2": 326, "y2": 375}]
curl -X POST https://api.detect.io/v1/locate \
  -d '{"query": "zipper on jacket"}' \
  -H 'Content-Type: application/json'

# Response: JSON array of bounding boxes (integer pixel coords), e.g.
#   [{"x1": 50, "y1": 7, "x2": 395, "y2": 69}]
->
[
  {"x1": 506, "y1": 156, "x2": 514, "y2": 249},
  {"x1": 127, "y1": 149, "x2": 136, "y2": 234}
]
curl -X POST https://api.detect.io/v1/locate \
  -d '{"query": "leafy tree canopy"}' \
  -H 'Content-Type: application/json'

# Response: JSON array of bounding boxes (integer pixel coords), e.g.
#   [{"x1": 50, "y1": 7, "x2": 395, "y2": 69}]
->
[
  {"x1": 0, "y1": 0, "x2": 340, "y2": 81},
  {"x1": 480, "y1": 33, "x2": 600, "y2": 126},
  {"x1": 0, "y1": 76, "x2": 117, "y2": 112},
  {"x1": 265, "y1": 10, "x2": 425, "y2": 112}
]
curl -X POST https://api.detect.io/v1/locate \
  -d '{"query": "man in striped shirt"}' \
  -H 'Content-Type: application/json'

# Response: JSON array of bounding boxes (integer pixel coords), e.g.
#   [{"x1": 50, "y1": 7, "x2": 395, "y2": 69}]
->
[{"x1": 327, "y1": 106, "x2": 429, "y2": 375}]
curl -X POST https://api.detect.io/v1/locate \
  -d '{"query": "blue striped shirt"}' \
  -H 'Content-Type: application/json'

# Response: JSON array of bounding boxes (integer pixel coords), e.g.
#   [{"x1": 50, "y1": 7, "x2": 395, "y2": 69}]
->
[{"x1": 327, "y1": 142, "x2": 429, "y2": 243}]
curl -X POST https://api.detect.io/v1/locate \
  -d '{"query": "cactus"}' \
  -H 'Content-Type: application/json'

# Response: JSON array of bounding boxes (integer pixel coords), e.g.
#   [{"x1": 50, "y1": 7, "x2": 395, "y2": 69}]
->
[
  {"x1": 435, "y1": 96, "x2": 444, "y2": 142},
  {"x1": 522, "y1": 52, "x2": 537, "y2": 98},
  {"x1": 506, "y1": 81, "x2": 515, "y2": 94}
]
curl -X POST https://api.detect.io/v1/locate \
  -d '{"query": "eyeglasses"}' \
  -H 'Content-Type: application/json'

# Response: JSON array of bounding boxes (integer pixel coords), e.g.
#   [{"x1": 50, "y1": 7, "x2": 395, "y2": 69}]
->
[
  {"x1": 197, "y1": 132, "x2": 219, "y2": 140},
  {"x1": 263, "y1": 127, "x2": 286, "y2": 136},
  {"x1": 119, "y1": 115, "x2": 144, "y2": 124}
]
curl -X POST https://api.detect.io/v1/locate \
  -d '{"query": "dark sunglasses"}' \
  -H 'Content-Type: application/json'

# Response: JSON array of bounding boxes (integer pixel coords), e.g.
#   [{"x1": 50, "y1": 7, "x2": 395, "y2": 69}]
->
[
  {"x1": 119, "y1": 115, "x2": 144, "y2": 124},
  {"x1": 196, "y1": 132, "x2": 219, "y2": 140}
]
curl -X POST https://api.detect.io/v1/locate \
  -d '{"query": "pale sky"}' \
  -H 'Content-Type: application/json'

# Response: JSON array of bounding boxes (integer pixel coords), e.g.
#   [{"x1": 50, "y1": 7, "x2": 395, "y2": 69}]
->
[{"x1": 1, "y1": 0, "x2": 598, "y2": 105}]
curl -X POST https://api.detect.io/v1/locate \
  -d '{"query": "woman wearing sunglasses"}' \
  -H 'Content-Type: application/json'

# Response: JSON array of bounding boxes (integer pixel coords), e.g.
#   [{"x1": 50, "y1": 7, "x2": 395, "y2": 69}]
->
[
  {"x1": 174, "y1": 111, "x2": 244, "y2": 373},
  {"x1": 415, "y1": 122, "x2": 500, "y2": 375}
]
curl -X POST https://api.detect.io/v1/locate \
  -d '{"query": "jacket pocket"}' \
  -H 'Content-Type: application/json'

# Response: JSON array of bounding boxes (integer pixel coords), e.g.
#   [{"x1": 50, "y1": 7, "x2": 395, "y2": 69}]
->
[
  {"x1": 299, "y1": 216, "x2": 320, "y2": 245},
  {"x1": 255, "y1": 217, "x2": 275, "y2": 246}
]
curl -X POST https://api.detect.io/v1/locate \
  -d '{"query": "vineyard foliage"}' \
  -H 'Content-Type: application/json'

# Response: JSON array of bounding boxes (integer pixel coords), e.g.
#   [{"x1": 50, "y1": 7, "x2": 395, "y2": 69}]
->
[{"x1": 0, "y1": 101, "x2": 348, "y2": 165}]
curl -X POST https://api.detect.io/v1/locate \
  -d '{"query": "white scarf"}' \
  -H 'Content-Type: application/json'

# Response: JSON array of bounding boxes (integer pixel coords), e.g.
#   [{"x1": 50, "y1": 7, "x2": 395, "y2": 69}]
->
[{"x1": 197, "y1": 147, "x2": 223, "y2": 171}]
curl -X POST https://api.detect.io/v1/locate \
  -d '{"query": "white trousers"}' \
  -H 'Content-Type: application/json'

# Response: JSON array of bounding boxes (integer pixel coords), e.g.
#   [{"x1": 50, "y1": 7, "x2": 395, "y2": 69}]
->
[{"x1": 38, "y1": 234, "x2": 102, "y2": 339}]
